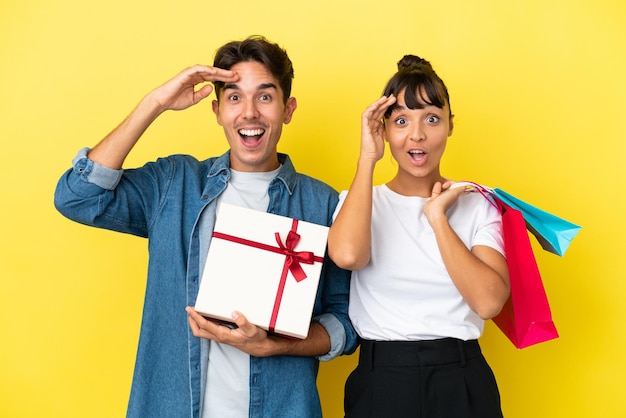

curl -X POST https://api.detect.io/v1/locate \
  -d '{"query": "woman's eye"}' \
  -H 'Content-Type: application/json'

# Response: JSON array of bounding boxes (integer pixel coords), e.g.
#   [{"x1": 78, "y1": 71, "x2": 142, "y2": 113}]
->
[
  {"x1": 394, "y1": 118, "x2": 406, "y2": 125},
  {"x1": 427, "y1": 115, "x2": 440, "y2": 123}
]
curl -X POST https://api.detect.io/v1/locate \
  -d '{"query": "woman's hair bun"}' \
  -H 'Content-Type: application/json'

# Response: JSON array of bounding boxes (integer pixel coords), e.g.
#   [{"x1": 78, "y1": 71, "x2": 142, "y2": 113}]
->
[{"x1": 397, "y1": 54, "x2": 432, "y2": 71}]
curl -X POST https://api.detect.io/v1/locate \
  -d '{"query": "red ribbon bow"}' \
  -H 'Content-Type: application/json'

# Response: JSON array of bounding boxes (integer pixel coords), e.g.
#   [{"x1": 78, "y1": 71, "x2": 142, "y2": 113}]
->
[{"x1": 275, "y1": 229, "x2": 315, "y2": 282}]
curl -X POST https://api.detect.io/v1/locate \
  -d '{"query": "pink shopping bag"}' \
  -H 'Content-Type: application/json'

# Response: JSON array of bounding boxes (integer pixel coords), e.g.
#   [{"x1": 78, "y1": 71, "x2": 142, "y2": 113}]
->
[{"x1": 492, "y1": 198, "x2": 559, "y2": 349}]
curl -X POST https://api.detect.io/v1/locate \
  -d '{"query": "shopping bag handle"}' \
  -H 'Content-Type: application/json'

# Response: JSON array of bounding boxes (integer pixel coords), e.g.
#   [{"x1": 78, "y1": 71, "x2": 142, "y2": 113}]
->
[{"x1": 450, "y1": 181, "x2": 499, "y2": 211}]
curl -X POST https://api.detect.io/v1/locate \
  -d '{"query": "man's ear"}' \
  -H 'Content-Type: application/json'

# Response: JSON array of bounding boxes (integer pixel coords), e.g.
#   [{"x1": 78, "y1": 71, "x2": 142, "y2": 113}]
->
[
  {"x1": 212, "y1": 100, "x2": 223, "y2": 126},
  {"x1": 283, "y1": 97, "x2": 297, "y2": 124}
]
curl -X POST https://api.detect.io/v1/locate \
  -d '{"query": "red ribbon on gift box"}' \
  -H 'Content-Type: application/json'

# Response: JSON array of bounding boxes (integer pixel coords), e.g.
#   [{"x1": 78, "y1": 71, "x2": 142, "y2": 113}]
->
[{"x1": 212, "y1": 219, "x2": 324, "y2": 334}]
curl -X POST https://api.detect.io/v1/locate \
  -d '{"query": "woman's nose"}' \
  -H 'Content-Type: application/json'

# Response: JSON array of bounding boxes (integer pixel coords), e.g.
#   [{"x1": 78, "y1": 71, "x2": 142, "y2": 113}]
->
[{"x1": 409, "y1": 122, "x2": 426, "y2": 142}]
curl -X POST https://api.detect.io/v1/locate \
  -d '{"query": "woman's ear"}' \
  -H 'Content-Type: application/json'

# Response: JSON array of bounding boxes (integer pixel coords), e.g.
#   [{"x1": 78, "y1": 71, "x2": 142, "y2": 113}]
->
[{"x1": 448, "y1": 114, "x2": 455, "y2": 136}]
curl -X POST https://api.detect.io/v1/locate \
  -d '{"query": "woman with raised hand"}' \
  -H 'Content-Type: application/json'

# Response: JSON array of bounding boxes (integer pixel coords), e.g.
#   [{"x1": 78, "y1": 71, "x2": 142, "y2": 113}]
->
[{"x1": 328, "y1": 55, "x2": 509, "y2": 418}]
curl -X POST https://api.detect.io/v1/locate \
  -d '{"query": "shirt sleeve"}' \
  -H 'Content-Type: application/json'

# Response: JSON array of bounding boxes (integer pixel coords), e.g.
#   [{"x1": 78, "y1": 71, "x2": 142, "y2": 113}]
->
[
  {"x1": 54, "y1": 147, "x2": 163, "y2": 237},
  {"x1": 71, "y1": 147, "x2": 124, "y2": 190},
  {"x1": 331, "y1": 190, "x2": 349, "y2": 221},
  {"x1": 312, "y1": 313, "x2": 347, "y2": 361},
  {"x1": 472, "y1": 194, "x2": 506, "y2": 256}
]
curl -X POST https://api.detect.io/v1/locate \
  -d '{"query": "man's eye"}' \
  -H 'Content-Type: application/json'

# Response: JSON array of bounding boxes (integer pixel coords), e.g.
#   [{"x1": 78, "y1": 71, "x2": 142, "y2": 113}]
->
[
  {"x1": 228, "y1": 94, "x2": 240, "y2": 101},
  {"x1": 259, "y1": 94, "x2": 272, "y2": 101}
]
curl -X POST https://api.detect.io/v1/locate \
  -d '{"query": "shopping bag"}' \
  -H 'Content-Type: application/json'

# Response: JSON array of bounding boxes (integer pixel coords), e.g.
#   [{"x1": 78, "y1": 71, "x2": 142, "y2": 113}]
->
[
  {"x1": 492, "y1": 188, "x2": 581, "y2": 257},
  {"x1": 492, "y1": 198, "x2": 559, "y2": 349},
  {"x1": 452, "y1": 182, "x2": 581, "y2": 256}
]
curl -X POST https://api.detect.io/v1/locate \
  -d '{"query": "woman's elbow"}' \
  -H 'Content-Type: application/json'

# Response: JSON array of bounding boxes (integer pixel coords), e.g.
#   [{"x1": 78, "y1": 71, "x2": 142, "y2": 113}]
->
[
  {"x1": 475, "y1": 302, "x2": 504, "y2": 321},
  {"x1": 474, "y1": 289, "x2": 510, "y2": 320},
  {"x1": 328, "y1": 247, "x2": 369, "y2": 271}
]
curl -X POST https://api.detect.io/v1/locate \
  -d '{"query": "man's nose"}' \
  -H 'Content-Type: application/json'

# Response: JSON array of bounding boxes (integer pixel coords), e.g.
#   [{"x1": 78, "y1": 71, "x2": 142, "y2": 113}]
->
[{"x1": 242, "y1": 99, "x2": 260, "y2": 119}]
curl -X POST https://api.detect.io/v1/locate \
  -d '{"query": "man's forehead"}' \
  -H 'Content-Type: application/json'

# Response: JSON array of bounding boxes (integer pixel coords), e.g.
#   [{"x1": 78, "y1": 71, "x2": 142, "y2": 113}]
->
[{"x1": 228, "y1": 61, "x2": 278, "y2": 85}]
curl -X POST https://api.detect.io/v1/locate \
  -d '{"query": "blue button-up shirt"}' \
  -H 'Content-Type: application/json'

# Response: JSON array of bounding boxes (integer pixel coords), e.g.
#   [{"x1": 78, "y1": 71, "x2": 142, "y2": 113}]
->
[{"x1": 54, "y1": 149, "x2": 357, "y2": 418}]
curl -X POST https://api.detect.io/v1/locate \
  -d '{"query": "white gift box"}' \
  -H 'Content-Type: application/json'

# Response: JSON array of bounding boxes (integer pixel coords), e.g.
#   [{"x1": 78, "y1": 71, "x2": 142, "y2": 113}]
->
[{"x1": 194, "y1": 203, "x2": 329, "y2": 339}]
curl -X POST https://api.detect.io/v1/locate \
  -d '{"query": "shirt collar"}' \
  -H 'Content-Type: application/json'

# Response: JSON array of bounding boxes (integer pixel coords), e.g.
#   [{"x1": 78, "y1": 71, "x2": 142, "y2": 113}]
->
[{"x1": 206, "y1": 151, "x2": 297, "y2": 195}]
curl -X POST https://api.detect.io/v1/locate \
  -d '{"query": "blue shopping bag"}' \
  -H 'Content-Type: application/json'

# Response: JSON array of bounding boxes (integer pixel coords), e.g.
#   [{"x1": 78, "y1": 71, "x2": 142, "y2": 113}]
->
[{"x1": 491, "y1": 188, "x2": 581, "y2": 257}]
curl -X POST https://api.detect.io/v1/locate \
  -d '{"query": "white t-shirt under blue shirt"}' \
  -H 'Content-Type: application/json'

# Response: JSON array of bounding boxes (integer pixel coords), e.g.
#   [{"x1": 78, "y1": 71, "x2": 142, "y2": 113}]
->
[{"x1": 200, "y1": 167, "x2": 280, "y2": 418}]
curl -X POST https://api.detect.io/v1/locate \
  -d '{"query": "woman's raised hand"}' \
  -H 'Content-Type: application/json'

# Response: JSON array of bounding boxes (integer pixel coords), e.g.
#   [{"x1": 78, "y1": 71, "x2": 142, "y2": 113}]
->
[{"x1": 359, "y1": 95, "x2": 396, "y2": 163}]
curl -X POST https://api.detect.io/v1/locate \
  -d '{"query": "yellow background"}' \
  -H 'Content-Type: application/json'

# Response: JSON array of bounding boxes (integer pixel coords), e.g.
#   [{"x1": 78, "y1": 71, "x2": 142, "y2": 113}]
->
[{"x1": 1, "y1": 0, "x2": 625, "y2": 416}]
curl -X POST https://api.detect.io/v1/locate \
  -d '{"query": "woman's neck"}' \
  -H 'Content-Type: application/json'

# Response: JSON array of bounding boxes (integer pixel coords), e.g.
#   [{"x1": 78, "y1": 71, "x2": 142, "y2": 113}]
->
[{"x1": 386, "y1": 173, "x2": 446, "y2": 197}]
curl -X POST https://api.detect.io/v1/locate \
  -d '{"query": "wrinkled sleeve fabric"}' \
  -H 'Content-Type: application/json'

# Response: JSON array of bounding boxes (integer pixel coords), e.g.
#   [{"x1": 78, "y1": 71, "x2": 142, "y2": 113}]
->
[
  {"x1": 313, "y1": 312, "x2": 347, "y2": 361},
  {"x1": 70, "y1": 147, "x2": 124, "y2": 190},
  {"x1": 54, "y1": 147, "x2": 173, "y2": 238}
]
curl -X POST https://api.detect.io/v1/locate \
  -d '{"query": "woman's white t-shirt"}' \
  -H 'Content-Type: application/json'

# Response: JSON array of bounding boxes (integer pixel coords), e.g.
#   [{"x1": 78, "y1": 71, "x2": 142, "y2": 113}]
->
[{"x1": 334, "y1": 184, "x2": 504, "y2": 341}]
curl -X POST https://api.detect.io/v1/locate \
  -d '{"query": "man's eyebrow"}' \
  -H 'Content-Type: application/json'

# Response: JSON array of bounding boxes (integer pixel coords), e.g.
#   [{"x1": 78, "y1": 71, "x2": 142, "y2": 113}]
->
[
  {"x1": 258, "y1": 83, "x2": 277, "y2": 91},
  {"x1": 223, "y1": 82, "x2": 278, "y2": 91}
]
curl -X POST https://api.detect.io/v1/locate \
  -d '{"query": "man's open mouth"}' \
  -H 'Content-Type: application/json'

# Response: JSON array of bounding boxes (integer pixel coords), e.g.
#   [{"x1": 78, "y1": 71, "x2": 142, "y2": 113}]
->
[{"x1": 239, "y1": 128, "x2": 265, "y2": 142}]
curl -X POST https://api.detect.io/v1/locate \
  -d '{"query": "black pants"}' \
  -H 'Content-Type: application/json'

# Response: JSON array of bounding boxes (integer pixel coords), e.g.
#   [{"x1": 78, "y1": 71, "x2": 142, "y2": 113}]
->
[{"x1": 344, "y1": 338, "x2": 503, "y2": 418}]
